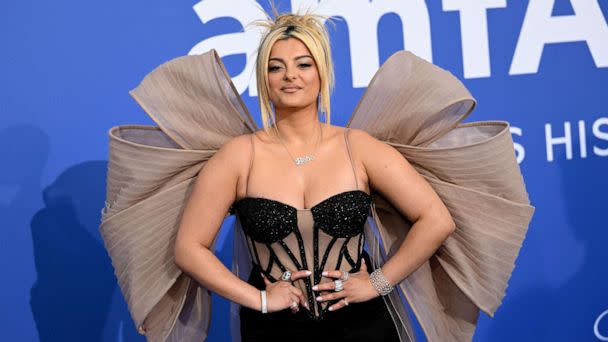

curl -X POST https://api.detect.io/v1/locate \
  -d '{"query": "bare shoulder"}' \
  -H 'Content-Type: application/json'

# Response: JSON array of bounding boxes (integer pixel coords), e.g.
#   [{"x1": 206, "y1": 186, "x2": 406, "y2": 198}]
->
[
  {"x1": 345, "y1": 128, "x2": 415, "y2": 184},
  {"x1": 346, "y1": 127, "x2": 378, "y2": 146},
  {"x1": 346, "y1": 128, "x2": 395, "y2": 161},
  {"x1": 209, "y1": 133, "x2": 252, "y2": 167},
  {"x1": 344, "y1": 128, "x2": 454, "y2": 230},
  {"x1": 219, "y1": 133, "x2": 253, "y2": 153},
  {"x1": 197, "y1": 133, "x2": 253, "y2": 190}
]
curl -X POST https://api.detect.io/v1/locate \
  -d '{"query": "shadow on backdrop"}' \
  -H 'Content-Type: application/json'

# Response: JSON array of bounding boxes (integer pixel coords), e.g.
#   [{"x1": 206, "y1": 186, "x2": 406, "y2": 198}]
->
[
  {"x1": 30, "y1": 161, "x2": 145, "y2": 342},
  {"x1": 0, "y1": 125, "x2": 48, "y2": 341}
]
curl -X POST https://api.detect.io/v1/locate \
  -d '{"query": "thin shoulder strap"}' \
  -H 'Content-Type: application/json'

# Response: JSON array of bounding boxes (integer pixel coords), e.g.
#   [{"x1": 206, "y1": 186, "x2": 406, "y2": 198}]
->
[
  {"x1": 344, "y1": 128, "x2": 359, "y2": 189},
  {"x1": 244, "y1": 133, "x2": 256, "y2": 196}
]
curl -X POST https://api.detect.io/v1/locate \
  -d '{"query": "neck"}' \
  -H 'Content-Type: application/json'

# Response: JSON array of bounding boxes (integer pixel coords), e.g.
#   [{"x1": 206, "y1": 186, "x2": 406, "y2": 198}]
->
[{"x1": 273, "y1": 103, "x2": 323, "y2": 145}]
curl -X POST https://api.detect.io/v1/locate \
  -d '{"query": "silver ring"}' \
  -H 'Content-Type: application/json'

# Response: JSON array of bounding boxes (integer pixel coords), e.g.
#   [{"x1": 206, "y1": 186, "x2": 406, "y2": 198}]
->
[
  {"x1": 340, "y1": 271, "x2": 349, "y2": 281},
  {"x1": 281, "y1": 270, "x2": 292, "y2": 281},
  {"x1": 290, "y1": 301, "x2": 298, "y2": 309},
  {"x1": 334, "y1": 279, "x2": 344, "y2": 292},
  {"x1": 343, "y1": 298, "x2": 349, "y2": 306}
]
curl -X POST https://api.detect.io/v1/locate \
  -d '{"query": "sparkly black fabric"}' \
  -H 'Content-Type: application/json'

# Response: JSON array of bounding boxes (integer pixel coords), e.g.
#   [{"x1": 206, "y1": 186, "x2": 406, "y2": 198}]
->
[
  {"x1": 311, "y1": 191, "x2": 371, "y2": 238},
  {"x1": 232, "y1": 189, "x2": 372, "y2": 320},
  {"x1": 232, "y1": 197, "x2": 298, "y2": 244},
  {"x1": 240, "y1": 251, "x2": 401, "y2": 342}
]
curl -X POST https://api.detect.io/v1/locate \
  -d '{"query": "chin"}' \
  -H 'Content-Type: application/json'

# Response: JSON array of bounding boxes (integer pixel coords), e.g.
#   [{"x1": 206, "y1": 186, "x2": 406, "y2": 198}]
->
[{"x1": 277, "y1": 101, "x2": 313, "y2": 109}]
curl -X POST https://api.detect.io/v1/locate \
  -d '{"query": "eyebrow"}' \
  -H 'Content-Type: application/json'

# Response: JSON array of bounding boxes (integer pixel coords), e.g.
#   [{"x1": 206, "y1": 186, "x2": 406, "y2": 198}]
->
[{"x1": 268, "y1": 55, "x2": 313, "y2": 63}]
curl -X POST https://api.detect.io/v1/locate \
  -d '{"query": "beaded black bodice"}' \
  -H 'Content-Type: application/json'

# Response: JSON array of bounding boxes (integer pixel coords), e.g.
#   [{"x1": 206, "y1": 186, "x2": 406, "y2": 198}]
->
[{"x1": 232, "y1": 189, "x2": 372, "y2": 320}]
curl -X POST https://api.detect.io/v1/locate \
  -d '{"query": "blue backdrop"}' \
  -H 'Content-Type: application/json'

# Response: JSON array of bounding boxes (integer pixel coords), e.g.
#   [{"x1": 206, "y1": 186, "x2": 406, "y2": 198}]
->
[{"x1": 2, "y1": 1, "x2": 607, "y2": 341}]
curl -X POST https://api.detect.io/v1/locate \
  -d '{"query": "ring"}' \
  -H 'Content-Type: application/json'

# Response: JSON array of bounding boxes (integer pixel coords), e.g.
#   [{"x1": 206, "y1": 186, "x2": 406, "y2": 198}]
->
[
  {"x1": 340, "y1": 271, "x2": 349, "y2": 281},
  {"x1": 334, "y1": 279, "x2": 344, "y2": 292},
  {"x1": 281, "y1": 270, "x2": 292, "y2": 281},
  {"x1": 343, "y1": 298, "x2": 349, "y2": 306},
  {"x1": 290, "y1": 301, "x2": 298, "y2": 309}
]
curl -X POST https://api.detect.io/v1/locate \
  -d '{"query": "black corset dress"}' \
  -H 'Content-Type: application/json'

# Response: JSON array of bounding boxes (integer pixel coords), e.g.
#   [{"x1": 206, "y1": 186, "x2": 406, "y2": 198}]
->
[{"x1": 232, "y1": 189, "x2": 372, "y2": 320}]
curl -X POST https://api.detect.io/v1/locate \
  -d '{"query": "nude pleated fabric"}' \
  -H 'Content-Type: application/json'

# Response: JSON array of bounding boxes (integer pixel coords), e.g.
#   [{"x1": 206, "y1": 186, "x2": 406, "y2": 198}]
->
[{"x1": 99, "y1": 49, "x2": 534, "y2": 342}]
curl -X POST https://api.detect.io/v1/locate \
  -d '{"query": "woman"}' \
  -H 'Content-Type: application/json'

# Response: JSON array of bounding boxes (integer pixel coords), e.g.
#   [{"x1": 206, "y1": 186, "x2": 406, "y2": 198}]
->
[
  {"x1": 174, "y1": 12, "x2": 454, "y2": 341},
  {"x1": 100, "y1": 8, "x2": 534, "y2": 342}
]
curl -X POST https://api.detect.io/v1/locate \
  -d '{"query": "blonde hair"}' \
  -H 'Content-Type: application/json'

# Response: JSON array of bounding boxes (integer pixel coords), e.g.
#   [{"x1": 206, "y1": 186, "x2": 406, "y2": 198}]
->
[{"x1": 249, "y1": 4, "x2": 335, "y2": 137}]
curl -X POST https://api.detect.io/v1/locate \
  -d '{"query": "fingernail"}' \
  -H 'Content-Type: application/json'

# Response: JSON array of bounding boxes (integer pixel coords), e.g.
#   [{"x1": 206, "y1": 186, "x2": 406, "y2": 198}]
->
[
  {"x1": 316, "y1": 296, "x2": 322, "y2": 301},
  {"x1": 312, "y1": 285, "x2": 318, "y2": 290},
  {"x1": 328, "y1": 307, "x2": 333, "y2": 311},
  {"x1": 304, "y1": 303, "x2": 309, "y2": 308},
  {"x1": 322, "y1": 271, "x2": 328, "y2": 276},
  {"x1": 306, "y1": 270, "x2": 312, "y2": 276}
]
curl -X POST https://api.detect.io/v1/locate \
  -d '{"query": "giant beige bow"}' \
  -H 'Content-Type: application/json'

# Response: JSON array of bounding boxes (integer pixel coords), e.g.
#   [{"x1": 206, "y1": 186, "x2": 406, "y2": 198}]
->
[{"x1": 100, "y1": 49, "x2": 534, "y2": 342}]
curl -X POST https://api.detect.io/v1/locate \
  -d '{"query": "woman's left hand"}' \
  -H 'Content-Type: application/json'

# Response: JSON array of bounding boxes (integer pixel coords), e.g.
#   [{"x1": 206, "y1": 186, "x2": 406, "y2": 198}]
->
[{"x1": 312, "y1": 259, "x2": 380, "y2": 312}]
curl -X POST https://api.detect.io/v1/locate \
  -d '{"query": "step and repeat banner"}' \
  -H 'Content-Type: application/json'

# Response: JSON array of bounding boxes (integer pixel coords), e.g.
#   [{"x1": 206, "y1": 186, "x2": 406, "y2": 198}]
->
[{"x1": 1, "y1": 1, "x2": 607, "y2": 341}]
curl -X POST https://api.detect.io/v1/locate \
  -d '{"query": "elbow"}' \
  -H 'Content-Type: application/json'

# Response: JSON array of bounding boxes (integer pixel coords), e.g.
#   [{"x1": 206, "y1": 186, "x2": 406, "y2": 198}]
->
[
  {"x1": 437, "y1": 203, "x2": 456, "y2": 237},
  {"x1": 174, "y1": 237, "x2": 211, "y2": 272},
  {"x1": 446, "y1": 219, "x2": 456, "y2": 235},
  {"x1": 173, "y1": 239, "x2": 188, "y2": 271},
  {"x1": 428, "y1": 205, "x2": 456, "y2": 240},
  {"x1": 422, "y1": 212, "x2": 455, "y2": 244},
  {"x1": 442, "y1": 216, "x2": 456, "y2": 238},
  {"x1": 430, "y1": 208, "x2": 455, "y2": 241}
]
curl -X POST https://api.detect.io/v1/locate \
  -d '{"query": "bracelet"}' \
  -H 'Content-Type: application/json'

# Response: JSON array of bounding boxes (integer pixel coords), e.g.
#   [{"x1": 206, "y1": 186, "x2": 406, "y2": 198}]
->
[
  {"x1": 369, "y1": 268, "x2": 394, "y2": 296},
  {"x1": 260, "y1": 290, "x2": 268, "y2": 313}
]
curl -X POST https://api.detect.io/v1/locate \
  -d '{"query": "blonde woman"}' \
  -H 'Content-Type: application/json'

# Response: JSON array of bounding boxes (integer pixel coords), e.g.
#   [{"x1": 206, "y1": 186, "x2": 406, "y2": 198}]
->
[
  {"x1": 174, "y1": 11, "x2": 454, "y2": 341},
  {"x1": 100, "y1": 6, "x2": 533, "y2": 342}
]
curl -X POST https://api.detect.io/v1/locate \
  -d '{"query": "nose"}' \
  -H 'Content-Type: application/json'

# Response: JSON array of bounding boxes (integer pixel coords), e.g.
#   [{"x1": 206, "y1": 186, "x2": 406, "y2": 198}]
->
[{"x1": 283, "y1": 68, "x2": 296, "y2": 81}]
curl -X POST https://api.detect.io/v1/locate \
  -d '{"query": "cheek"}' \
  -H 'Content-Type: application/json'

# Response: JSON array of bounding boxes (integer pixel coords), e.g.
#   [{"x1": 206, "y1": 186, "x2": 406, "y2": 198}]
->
[
  {"x1": 304, "y1": 70, "x2": 321, "y2": 92},
  {"x1": 268, "y1": 74, "x2": 282, "y2": 91}
]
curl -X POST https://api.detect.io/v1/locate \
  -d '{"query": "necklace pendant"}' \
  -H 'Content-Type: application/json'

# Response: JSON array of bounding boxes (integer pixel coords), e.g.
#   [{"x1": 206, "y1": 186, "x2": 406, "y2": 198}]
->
[{"x1": 294, "y1": 155, "x2": 315, "y2": 165}]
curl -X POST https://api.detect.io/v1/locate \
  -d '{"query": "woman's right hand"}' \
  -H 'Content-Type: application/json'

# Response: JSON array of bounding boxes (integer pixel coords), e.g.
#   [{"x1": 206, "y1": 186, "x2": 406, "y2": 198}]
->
[{"x1": 261, "y1": 270, "x2": 311, "y2": 313}]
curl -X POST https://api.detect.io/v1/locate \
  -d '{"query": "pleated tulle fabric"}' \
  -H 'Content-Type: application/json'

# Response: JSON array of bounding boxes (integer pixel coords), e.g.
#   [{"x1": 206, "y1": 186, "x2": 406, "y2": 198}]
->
[{"x1": 99, "y1": 49, "x2": 534, "y2": 342}]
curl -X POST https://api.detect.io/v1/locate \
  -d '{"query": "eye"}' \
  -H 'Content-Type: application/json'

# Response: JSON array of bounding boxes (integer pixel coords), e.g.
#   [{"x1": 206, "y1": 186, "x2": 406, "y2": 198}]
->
[
  {"x1": 299, "y1": 63, "x2": 311, "y2": 69},
  {"x1": 268, "y1": 65, "x2": 282, "y2": 72}
]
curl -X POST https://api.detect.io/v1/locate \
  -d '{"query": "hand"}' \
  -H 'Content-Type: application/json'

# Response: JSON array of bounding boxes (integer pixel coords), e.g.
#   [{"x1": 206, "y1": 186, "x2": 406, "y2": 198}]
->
[
  {"x1": 262, "y1": 269, "x2": 311, "y2": 313},
  {"x1": 312, "y1": 259, "x2": 379, "y2": 312}
]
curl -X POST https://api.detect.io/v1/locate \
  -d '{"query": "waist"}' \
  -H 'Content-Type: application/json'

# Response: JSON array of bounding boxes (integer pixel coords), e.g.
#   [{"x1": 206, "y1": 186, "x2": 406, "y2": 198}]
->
[{"x1": 247, "y1": 250, "x2": 377, "y2": 321}]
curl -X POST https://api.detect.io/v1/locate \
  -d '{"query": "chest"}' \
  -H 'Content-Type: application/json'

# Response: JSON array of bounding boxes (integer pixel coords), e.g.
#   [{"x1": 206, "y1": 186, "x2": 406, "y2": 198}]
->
[{"x1": 232, "y1": 190, "x2": 372, "y2": 244}]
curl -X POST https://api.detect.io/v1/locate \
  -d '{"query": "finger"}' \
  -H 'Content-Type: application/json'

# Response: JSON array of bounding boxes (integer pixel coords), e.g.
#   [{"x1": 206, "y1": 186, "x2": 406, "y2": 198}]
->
[
  {"x1": 290, "y1": 269, "x2": 312, "y2": 281},
  {"x1": 298, "y1": 292, "x2": 308, "y2": 309},
  {"x1": 261, "y1": 273, "x2": 271, "y2": 286},
  {"x1": 360, "y1": 258, "x2": 367, "y2": 271},
  {"x1": 321, "y1": 270, "x2": 343, "y2": 279},
  {"x1": 289, "y1": 287, "x2": 308, "y2": 309},
  {"x1": 312, "y1": 281, "x2": 335, "y2": 292},
  {"x1": 316, "y1": 290, "x2": 346, "y2": 302},
  {"x1": 289, "y1": 294, "x2": 300, "y2": 312},
  {"x1": 328, "y1": 298, "x2": 349, "y2": 312}
]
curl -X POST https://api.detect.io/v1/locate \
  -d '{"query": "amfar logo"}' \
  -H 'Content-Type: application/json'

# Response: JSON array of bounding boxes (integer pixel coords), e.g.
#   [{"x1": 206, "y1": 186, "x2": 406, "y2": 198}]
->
[
  {"x1": 596, "y1": 309, "x2": 608, "y2": 341},
  {"x1": 189, "y1": 0, "x2": 608, "y2": 96}
]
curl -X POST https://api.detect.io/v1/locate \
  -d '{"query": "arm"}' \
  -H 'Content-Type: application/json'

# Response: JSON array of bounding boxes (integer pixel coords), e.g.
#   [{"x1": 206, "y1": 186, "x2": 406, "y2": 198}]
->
[
  {"x1": 174, "y1": 134, "x2": 263, "y2": 310},
  {"x1": 350, "y1": 128, "x2": 456, "y2": 287},
  {"x1": 174, "y1": 134, "x2": 308, "y2": 312}
]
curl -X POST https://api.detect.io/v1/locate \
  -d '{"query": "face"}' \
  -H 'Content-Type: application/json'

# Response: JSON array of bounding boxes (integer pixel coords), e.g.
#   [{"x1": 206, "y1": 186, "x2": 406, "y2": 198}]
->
[{"x1": 267, "y1": 37, "x2": 321, "y2": 113}]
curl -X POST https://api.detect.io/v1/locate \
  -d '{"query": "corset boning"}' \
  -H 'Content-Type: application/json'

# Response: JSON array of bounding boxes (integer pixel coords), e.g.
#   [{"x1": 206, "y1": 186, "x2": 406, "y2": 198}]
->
[{"x1": 232, "y1": 190, "x2": 372, "y2": 320}]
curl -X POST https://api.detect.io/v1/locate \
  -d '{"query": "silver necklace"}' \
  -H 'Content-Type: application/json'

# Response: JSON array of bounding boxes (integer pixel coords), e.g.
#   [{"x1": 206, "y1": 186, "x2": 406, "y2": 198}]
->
[{"x1": 275, "y1": 122, "x2": 323, "y2": 166}]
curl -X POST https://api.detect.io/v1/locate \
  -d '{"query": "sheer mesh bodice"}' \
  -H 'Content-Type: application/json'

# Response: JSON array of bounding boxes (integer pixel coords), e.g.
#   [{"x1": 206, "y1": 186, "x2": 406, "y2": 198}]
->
[
  {"x1": 100, "y1": 49, "x2": 534, "y2": 342},
  {"x1": 231, "y1": 128, "x2": 372, "y2": 320}
]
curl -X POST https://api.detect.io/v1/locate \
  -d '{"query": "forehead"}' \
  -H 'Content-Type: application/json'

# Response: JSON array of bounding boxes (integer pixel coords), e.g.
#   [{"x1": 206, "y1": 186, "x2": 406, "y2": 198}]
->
[{"x1": 269, "y1": 37, "x2": 313, "y2": 60}]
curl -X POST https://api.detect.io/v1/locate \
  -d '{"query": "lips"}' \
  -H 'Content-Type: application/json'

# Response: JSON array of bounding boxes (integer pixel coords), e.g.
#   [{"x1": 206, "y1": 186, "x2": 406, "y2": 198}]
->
[{"x1": 281, "y1": 86, "x2": 301, "y2": 93}]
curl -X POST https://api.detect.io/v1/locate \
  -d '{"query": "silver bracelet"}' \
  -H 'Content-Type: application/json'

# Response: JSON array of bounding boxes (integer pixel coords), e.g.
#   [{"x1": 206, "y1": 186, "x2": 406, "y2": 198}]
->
[
  {"x1": 260, "y1": 290, "x2": 268, "y2": 313},
  {"x1": 370, "y1": 268, "x2": 394, "y2": 296}
]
